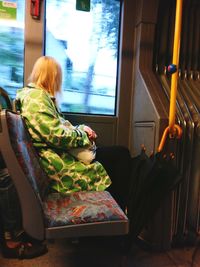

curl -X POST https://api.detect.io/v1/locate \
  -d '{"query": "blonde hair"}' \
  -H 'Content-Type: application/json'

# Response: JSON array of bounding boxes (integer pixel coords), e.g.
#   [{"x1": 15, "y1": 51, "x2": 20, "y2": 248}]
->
[{"x1": 29, "y1": 56, "x2": 62, "y2": 96}]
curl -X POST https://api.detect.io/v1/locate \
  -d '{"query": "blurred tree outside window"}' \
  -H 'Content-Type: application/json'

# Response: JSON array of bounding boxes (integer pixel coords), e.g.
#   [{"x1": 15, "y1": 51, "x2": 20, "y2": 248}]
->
[
  {"x1": 45, "y1": 0, "x2": 121, "y2": 115},
  {"x1": 0, "y1": 0, "x2": 25, "y2": 100}
]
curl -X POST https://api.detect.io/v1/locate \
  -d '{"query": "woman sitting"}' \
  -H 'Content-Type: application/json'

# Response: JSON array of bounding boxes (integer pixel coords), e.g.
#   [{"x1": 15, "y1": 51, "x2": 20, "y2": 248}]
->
[{"x1": 16, "y1": 56, "x2": 132, "y2": 210}]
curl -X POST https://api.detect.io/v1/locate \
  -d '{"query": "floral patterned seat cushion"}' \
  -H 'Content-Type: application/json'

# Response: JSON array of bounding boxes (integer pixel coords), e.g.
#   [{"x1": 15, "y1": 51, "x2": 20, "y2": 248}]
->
[{"x1": 43, "y1": 191, "x2": 127, "y2": 227}]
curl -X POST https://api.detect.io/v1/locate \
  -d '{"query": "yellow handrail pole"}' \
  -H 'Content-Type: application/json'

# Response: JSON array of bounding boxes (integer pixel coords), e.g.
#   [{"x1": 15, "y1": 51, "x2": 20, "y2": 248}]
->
[{"x1": 168, "y1": 0, "x2": 183, "y2": 137}]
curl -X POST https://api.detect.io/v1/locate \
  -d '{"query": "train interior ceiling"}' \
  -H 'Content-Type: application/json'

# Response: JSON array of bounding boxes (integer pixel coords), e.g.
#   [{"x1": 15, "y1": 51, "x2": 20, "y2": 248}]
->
[{"x1": 0, "y1": 0, "x2": 200, "y2": 266}]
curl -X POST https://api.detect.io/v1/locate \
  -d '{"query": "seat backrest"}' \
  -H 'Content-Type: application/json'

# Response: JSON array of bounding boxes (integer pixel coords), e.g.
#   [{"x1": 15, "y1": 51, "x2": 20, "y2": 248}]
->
[{"x1": 0, "y1": 110, "x2": 50, "y2": 240}]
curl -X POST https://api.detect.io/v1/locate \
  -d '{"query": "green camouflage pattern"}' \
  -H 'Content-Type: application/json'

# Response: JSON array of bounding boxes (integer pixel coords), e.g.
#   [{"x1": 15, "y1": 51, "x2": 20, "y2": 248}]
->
[{"x1": 16, "y1": 84, "x2": 111, "y2": 194}]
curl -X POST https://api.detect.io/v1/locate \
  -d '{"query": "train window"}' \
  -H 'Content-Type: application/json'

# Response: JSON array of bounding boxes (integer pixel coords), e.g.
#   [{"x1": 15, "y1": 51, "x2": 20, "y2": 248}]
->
[
  {"x1": 0, "y1": 1, "x2": 25, "y2": 100},
  {"x1": 45, "y1": 0, "x2": 121, "y2": 115}
]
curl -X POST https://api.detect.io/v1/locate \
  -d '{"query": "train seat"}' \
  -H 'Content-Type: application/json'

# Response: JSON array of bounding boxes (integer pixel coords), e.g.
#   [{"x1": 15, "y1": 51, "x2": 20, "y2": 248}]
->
[{"x1": 0, "y1": 109, "x2": 129, "y2": 241}]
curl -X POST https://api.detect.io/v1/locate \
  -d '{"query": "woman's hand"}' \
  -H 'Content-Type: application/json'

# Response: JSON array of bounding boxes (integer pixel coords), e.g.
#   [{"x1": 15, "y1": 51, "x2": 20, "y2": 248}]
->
[{"x1": 83, "y1": 126, "x2": 97, "y2": 141}]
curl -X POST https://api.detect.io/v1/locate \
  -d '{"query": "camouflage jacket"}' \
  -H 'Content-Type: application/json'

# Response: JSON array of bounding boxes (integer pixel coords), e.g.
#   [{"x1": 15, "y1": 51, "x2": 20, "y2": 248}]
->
[{"x1": 16, "y1": 83, "x2": 111, "y2": 194}]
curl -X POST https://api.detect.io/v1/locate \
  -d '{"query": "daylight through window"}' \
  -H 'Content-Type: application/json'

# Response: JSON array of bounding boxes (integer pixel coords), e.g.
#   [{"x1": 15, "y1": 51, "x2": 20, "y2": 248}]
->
[
  {"x1": 45, "y1": 0, "x2": 121, "y2": 115},
  {"x1": 0, "y1": 0, "x2": 25, "y2": 100}
]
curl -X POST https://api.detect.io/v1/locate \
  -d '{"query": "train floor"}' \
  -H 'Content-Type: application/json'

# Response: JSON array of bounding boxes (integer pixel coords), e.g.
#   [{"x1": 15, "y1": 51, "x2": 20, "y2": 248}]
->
[{"x1": 0, "y1": 236, "x2": 199, "y2": 267}]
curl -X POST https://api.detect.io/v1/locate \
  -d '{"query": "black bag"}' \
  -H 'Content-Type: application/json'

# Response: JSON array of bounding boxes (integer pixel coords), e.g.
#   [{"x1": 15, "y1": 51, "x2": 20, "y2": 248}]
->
[{"x1": 127, "y1": 149, "x2": 182, "y2": 242}]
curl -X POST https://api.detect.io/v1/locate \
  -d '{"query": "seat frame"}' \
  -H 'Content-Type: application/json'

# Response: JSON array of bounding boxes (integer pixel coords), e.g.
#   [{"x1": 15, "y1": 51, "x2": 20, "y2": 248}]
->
[{"x1": 0, "y1": 109, "x2": 129, "y2": 241}]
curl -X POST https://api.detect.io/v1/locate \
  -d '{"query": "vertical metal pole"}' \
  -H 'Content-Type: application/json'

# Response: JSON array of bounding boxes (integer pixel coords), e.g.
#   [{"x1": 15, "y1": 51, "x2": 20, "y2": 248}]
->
[{"x1": 168, "y1": 0, "x2": 183, "y2": 136}]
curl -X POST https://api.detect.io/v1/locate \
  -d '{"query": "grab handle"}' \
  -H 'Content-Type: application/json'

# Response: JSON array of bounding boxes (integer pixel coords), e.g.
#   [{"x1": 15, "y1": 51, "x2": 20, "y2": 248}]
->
[{"x1": 158, "y1": 124, "x2": 182, "y2": 152}]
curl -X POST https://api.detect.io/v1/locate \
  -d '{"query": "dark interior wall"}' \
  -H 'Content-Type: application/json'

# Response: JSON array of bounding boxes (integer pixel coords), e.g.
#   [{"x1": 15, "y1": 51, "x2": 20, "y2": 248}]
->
[
  {"x1": 135, "y1": 0, "x2": 159, "y2": 25},
  {"x1": 116, "y1": 0, "x2": 136, "y2": 147},
  {"x1": 117, "y1": 0, "x2": 163, "y2": 151},
  {"x1": 126, "y1": 0, "x2": 170, "y2": 156}
]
